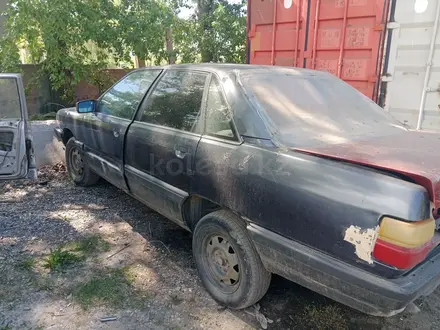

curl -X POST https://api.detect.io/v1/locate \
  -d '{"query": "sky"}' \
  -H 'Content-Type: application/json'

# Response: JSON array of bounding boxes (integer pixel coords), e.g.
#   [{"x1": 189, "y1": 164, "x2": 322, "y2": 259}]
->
[{"x1": 178, "y1": 0, "x2": 243, "y2": 19}]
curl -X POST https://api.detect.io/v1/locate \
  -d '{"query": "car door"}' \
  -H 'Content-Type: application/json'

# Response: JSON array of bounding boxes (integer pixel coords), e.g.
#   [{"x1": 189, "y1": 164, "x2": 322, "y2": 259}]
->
[
  {"x1": 83, "y1": 69, "x2": 162, "y2": 190},
  {"x1": 124, "y1": 69, "x2": 209, "y2": 226},
  {"x1": 192, "y1": 75, "x2": 243, "y2": 206},
  {"x1": 0, "y1": 74, "x2": 36, "y2": 181}
]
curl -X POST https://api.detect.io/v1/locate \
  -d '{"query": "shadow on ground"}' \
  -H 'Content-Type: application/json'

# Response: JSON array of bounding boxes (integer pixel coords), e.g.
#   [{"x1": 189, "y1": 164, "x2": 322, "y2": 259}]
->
[{"x1": 2, "y1": 174, "x2": 440, "y2": 329}]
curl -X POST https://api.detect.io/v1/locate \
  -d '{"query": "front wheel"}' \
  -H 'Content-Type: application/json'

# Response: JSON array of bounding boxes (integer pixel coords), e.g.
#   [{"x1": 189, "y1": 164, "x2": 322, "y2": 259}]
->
[
  {"x1": 65, "y1": 138, "x2": 99, "y2": 186},
  {"x1": 192, "y1": 210, "x2": 271, "y2": 309}
]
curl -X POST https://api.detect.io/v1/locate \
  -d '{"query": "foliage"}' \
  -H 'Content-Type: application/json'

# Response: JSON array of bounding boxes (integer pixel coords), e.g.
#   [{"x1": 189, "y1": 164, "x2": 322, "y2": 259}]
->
[
  {"x1": 173, "y1": 17, "x2": 200, "y2": 63},
  {"x1": 0, "y1": 0, "x2": 247, "y2": 104},
  {"x1": 173, "y1": 0, "x2": 246, "y2": 63},
  {"x1": 43, "y1": 248, "x2": 82, "y2": 271},
  {"x1": 211, "y1": 1, "x2": 247, "y2": 63},
  {"x1": 0, "y1": 36, "x2": 21, "y2": 73},
  {"x1": 116, "y1": 0, "x2": 174, "y2": 65},
  {"x1": 19, "y1": 258, "x2": 36, "y2": 271},
  {"x1": 0, "y1": 0, "x2": 120, "y2": 101},
  {"x1": 0, "y1": 0, "x2": 171, "y2": 101}
]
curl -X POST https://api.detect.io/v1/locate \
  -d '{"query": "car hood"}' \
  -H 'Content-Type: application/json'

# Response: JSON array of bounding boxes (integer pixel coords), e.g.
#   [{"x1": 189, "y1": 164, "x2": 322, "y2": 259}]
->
[{"x1": 292, "y1": 130, "x2": 440, "y2": 211}]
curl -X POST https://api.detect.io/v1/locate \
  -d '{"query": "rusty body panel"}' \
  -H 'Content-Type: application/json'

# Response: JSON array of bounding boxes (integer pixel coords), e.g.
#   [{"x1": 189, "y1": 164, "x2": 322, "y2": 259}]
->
[
  {"x1": 247, "y1": 0, "x2": 389, "y2": 100},
  {"x1": 293, "y1": 131, "x2": 440, "y2": 213}
]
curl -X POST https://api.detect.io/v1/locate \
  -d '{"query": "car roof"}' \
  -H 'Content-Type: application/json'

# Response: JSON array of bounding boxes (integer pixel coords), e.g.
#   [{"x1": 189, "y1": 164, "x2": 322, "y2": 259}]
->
[
  {"x1": 131, "y1": 63, "x2": 332, "y2": 141},
  {"x1": 134, "y1": 63, "x2": 329, "y2": 77}
]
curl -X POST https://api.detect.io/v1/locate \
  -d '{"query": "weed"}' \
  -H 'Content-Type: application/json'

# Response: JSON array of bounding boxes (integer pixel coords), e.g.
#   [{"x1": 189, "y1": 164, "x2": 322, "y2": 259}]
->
[
  {"x1": 73, "y1": 268, "x2": 141, "y2": 309},
  {"x1": 43, "y1": 248, "x2": 82, "y2": 271},
  {"x1": 41, "y1": 236, "x2": 109, "y2": 271},
  {"x1": 19, "y1": 258, "x2": 35, "y2": 271},
  {"x1": 64, "y1": 235, "x2": 110, "y2": 256},
  {"x1": 76, "y1": 235, "x2": 110, "y2": 254}
]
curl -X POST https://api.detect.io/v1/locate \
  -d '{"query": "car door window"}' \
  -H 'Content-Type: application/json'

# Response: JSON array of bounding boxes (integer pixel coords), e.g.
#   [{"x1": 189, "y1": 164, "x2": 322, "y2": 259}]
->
[
  {"x1": 97, "y1": 69, "x2": 161, "y2": 120},
  {"x1": 205, "y1": 77, "x2": 238, "y2": 141},
  {"x1": 140, "y1": 70, "x2": 207, "y2": 132},
  {"x1": 0, "y1": 78, "x2": 21, "y2": 120}
]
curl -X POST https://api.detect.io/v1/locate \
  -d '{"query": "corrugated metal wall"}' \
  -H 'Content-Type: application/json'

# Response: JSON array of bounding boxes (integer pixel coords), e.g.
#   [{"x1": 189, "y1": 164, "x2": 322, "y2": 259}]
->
[
  {"x1": 247, "y1": 0, "x2": 440, "y2": 131},
  {"x1": 383, "y1": 0, "x2": 440, "y2": 131},
  {"x1": 247, "y1": 0, "x2": 389, "y2": 100}
]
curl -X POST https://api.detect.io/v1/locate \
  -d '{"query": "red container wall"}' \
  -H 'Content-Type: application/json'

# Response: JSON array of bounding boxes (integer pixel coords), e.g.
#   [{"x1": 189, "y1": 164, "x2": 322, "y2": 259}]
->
[{"x1": 247, "y1": 0, "x2": 389, "y2": 101}]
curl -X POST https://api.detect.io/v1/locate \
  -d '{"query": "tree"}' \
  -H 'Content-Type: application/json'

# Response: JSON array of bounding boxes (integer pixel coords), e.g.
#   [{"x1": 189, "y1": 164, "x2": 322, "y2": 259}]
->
[
  {"x1": 0, "y1": 0, "x2": 247, "y2": 104},
  {"x1": 174, "y1": 0, "x2": 246, "y2": 64},
  {"x1": 211, "y1": 1, "x2": 246, "y2": 63},
  {"x1": 115, "y1": 0, "x2": 174, "y2": 65},
  {"x1": 0, "y1": 0, "x2": 120, "y2": 101},
  {"x1": 0, "y1": 0, "x2": 173, "y2": 101},
  {"x1": 196, "y1": 0, "x2": 216, "y2": 62}
]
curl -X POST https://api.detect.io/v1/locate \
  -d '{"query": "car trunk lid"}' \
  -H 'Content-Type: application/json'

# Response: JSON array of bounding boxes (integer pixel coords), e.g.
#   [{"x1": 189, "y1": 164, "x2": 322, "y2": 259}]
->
[{"x1": 292, "y1": 130, "x2": 440, "y2": 216}]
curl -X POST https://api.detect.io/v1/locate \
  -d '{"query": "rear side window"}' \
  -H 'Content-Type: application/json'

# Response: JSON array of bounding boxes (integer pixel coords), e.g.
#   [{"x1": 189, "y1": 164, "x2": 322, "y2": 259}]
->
[
  {"x1": 140, "y1": 70, "x2": 207, "y2": 132},
  {"x1": 97, "y1": 69, "x2": 161, "y2": 120},
  {"x1": 205, "y1": 77, "x2": 237, "y2": 141}
]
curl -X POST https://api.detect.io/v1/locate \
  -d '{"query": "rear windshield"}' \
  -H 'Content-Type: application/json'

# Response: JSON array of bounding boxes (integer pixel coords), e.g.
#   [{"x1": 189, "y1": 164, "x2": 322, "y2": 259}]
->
[{"x1": 241, "y1": 71, "x2": 404, "y2": 147}]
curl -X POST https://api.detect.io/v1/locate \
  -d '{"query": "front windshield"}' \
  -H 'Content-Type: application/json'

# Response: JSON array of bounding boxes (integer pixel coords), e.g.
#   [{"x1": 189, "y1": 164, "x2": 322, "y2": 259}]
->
[{"x1": 241, "y1": 70, "x2": 404, "y2": 147}]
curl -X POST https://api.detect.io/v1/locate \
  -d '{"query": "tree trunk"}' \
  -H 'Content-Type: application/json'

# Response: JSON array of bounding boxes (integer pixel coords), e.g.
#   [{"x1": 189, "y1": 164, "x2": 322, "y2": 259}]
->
[
  {"x1": 134, "y1": 56, "x2": 145, "y2": 68},
  {"x1": 166, "y1": 27, "x2": 175, "y2": 65},
  {"x1": 197, "y1": 0, "x2": 214, "y2": 62}
]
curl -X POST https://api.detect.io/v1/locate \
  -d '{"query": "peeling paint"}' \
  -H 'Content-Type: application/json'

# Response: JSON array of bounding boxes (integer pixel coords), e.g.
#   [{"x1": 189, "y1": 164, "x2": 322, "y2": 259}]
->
[{"x1": 344, "y1": 225, "x2": 379, "y2": 264}]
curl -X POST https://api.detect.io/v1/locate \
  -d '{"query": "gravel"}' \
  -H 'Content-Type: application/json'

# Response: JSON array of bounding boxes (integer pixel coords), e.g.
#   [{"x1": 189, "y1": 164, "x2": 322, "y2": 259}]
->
[{"x1": 1, "y1": 164, "x2": 440, "y2": 330}]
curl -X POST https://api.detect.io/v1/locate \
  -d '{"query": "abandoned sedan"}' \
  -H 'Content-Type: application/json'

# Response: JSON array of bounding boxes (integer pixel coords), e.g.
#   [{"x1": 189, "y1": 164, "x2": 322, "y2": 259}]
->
[{"x1": 54, "y1": 64, "x2": 440, "y2": 316}]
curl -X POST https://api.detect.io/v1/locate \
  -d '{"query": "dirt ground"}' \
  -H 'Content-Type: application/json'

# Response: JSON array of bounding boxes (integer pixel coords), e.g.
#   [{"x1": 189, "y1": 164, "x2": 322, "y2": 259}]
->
[{"x1": 1, "y1": 165, "x2": 440, "y2": 330}]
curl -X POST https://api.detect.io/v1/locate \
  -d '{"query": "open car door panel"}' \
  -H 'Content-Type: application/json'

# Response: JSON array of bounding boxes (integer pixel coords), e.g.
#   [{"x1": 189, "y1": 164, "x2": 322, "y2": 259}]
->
[{"x1": 0, "y1": 74, "x2": 36, "y2": 180}]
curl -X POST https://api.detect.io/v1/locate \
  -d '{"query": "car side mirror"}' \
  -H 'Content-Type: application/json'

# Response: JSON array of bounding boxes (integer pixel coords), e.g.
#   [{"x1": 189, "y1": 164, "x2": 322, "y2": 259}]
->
[{"x1": 76, "y1": 100, "x2": 96, "y2": 113}]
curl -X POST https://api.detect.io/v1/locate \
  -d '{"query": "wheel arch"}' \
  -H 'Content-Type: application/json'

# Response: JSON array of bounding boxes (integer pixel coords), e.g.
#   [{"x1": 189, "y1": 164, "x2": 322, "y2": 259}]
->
[
  {"x1": 62, "y1": 128, "x2": 74, "y2": 145},
  {"x1": 182, "y1": 195, "x2": 247, "y2": 231}
]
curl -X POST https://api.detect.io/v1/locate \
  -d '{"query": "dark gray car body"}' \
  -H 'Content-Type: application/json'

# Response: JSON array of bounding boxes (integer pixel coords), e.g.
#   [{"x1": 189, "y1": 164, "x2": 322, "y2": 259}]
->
[{"x1": 55, "y1": 64, "x2": 440, "y2": 316}]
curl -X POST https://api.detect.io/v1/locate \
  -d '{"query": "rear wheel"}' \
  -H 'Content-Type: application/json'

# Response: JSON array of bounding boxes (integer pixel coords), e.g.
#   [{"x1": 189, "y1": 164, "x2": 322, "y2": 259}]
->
[
  {"x1": 192, "y1": 210, "x2": 271, "y2": 309},
  {"x1": 65, "y1": 138, "x2": 99, "y2": 186}
]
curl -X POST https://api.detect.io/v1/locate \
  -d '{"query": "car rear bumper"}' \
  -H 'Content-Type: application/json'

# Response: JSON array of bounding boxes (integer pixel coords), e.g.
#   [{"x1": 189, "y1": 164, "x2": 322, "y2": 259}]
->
[
  {"x1": 247, "y1": 224, "x2": 440, "y2": 317},
  {"x1": 54, "y1": 127, "x2": 63, "y2": 142}
]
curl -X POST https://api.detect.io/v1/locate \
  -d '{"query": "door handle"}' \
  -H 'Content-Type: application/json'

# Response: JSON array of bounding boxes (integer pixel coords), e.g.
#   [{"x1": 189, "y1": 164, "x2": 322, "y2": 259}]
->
[
  {"x1": 175, "y1": 149, "x2": 187, "y2": 159},
  {"x1": 113, "y1": 129, "x2": 121, "y2": 138}
]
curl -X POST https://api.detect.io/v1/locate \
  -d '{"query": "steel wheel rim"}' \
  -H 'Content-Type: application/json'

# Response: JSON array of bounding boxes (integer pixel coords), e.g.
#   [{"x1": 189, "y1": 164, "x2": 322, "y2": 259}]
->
[
  {"x1": 70, "y1": 147, "x2": 84, "y2": 177},
  {"x1": 204, "y1": 234, "x2": 241, "y2": 292}
]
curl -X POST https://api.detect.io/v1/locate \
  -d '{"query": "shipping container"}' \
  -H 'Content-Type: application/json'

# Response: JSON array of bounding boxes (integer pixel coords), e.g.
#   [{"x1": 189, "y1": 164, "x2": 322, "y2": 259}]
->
[{"x1": 247, "y1": 0, "x2": 440, "y2": 131}]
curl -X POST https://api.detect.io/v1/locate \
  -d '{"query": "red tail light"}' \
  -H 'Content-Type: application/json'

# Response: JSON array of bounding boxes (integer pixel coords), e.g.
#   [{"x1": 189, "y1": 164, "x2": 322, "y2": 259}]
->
[
  {"x1": 373, "y1": 239, "x2": 433, "y2": 269},
  {"x1": 372, "y1": 217, "x2": 436, "y2": 270}
]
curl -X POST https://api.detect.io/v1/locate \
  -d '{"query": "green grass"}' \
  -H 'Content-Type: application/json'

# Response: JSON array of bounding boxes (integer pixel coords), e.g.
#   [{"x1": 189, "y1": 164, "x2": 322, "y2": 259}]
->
[
  {"x1": 42, "y1": 236, "x2": 110, "y2": 271},
  {"x1": 64, "y1": 235, "x2": 110, "y2": 255},
  {"x1": 19, "y1": 258, "x2": 36, "y2": 271},
  {"x1": 40, "y1": 236, "x2": 110, "y2": 271},
  {"x1": 43, "y1": 248, "x2": 82, "y2": 271},
  {"x1": 73, "y1": 268, "x2": 145, "y2": 309}
]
